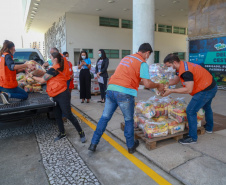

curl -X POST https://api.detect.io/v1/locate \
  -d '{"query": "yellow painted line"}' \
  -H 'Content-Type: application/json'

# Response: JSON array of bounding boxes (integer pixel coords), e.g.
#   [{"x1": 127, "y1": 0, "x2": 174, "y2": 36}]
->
[{"x1": 71, "y1": 107, "x2": 171, "y2": 185}]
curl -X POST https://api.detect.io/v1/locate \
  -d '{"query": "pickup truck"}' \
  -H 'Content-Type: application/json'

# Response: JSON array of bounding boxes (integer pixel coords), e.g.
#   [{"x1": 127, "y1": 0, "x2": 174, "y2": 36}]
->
[{"x1": 0, "y1": 48, "x2": 55, "y2": 122}]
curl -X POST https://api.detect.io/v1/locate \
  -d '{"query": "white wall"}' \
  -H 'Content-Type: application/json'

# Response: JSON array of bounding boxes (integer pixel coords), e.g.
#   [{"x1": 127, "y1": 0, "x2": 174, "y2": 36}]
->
[
  {"x1": 66, "y1": 13, "x2": 132, "y2": 70},
  {"x1": 155, "y1": 32, "x2": 187, "y2": 63},
  {"x1": 65, "y1": 12, "x2": 187, "y2": 70}
]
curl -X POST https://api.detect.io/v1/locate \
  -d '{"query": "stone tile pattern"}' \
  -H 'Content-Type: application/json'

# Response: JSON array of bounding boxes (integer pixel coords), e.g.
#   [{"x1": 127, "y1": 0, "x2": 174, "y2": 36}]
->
[
  {"x1": 45, "y1": 15, "x2": 66, "y2": 57},
  {"x1": 0, "y1": 124, "x2": 34, "y2": 139},
  {"x1": 0, "y1": 115, "x2": 100, "y2": 185},
  {"x1": 33, "y1": 115, "x2": 101, "y2": 185}
]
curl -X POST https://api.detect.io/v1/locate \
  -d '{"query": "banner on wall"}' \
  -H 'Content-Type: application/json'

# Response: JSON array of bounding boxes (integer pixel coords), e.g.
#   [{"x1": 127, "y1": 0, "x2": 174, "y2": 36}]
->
[{"x1": 189, "y1": 36, "x2": 226, "y2": 89}]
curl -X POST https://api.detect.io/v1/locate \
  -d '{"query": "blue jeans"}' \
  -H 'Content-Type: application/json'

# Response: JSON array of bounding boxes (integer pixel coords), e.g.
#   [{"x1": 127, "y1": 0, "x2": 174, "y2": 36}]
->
[
  {"x1": 186, "y1": 85, "x2": 217, "y2": 140},
  {"x1": 0, "y1": 86, "x2": 28, "y2": 100},
  {"x1": 91, "y1": 90, "x2": 135, "y2": 148}
]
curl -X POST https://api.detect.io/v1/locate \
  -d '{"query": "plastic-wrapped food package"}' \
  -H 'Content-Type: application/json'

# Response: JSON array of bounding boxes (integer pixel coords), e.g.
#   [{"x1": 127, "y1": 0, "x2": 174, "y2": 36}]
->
[
  {"x1": 148, "y1": 96, "x2": 169, "y2": 118},
  {"x1": 143, "y1": 120, "x2": 168, "y2": 138},
  {"x1": 91, "y1": 81, "x2": 100, "y2": 93},
  {"x1": 24, "y1": 85, "x2": 33, "y2": 92},
  {"x1": 73, "y1": 78, "x2": 79, "y2": 89},
  {"x1": 25, "y1": 60, "x2": 46, "y2": 77},
  {"x1": 18, "y1": 81, "x2": 27, "y2": 88},
  {"x1": 197, "y1": 108, "x2": 205, "y2": 120},
  {"x1": 135, "y1": 101, "x2": 155, "y2": 119},
  {"x1": 168, "y1": 98, "x2": 187, "y2": 123},
  {"x1": 26, "y1": 76, "x2": 35, "y2": 85},
  {"x1": 167, "y1": 119, "x2": 186, "y2": 134},
  {"x1": 32, "y1": 84, "x2": 42, "y2": 92},
  {"x1": 149, "y1": 64, "x2": 175, "y2": 95},
  {"x1": 16, "y1": 73, "x2": 26, "y2": 81}
]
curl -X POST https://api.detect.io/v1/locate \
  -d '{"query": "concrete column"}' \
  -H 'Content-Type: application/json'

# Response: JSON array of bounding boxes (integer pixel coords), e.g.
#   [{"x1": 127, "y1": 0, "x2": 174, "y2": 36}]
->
[{"x1": 133, "y1": 0, "x2": 155, "y2": 65}]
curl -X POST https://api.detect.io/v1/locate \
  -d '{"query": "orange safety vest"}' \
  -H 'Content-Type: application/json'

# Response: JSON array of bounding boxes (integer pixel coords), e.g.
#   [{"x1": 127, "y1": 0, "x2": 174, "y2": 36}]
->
[
  {"x1": 178, "y1": 61, "x2": 213, "y2": 96},
  {"x1": 0, "y1": 52, "x2": 18, "y2": 88},
  {"x1": 108, "y1": 53, "x2": 145, "y2": 91},
  {"x1": 46, "y1": 63, "x2": 67, "y2": 97},
  {"x1": 60, "y1": 53, "x2": 70, "y2": 80}
]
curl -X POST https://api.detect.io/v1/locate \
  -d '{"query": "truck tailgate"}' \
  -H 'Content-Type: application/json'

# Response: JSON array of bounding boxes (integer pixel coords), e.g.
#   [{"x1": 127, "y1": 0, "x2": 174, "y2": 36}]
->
[{"x1": 0, "y1": 93, "x2": 55, "y2": 115}]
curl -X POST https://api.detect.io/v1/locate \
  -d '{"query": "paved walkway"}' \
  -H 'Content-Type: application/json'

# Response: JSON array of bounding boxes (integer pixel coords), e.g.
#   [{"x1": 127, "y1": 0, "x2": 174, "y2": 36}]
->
[{"x1": 71, "y1": 89, "x2": 226, "y2": 185}]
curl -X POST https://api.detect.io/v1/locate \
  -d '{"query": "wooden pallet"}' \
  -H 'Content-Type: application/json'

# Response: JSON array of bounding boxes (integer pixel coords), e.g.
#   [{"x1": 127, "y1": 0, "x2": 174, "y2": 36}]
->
[{"x1": 121, "y1": 122, "x2": 205, "y2": 150}]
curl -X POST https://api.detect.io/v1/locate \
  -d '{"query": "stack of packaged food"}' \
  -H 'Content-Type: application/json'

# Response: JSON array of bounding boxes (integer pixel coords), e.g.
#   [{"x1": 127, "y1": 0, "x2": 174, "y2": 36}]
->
[
  {"x1": 134, "y1": 96, "x2": 204, "y2": 139},
  {"x1": 90, "y1": 65, "x2": 100, "y2": 94},
  {"x1": 73, "y1": 66, "x2": 80, "y2": 89},
  {"x1": 16, "y1": 60, "x2": 46, "y2": 93}
]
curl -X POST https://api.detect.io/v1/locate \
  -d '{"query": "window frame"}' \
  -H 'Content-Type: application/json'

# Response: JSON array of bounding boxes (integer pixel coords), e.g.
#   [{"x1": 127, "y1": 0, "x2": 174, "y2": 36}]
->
[
  {"x1": 104, "y1": 49, "x2": 119, "y2": 59},
  {"x1": 82, "y1": 48, "x2": 94, "y2": 58},
  {"x1": 99, "y1": 17, "x2": 119, "y2": 28},
  {"x1": 121, "y1": 19, "x2": 133, "y2": 29}
]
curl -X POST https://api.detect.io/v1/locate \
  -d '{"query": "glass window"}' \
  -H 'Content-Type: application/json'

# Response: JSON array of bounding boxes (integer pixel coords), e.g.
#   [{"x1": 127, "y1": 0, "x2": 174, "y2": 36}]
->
[
  {"x1": 173, "y1": 27, "x2": 186, "y2": 35},
  {"x1": 154, "y1": 51, "x2": 160, "y2": 63},
  {"x1": 104, "y1": 49, "x2": 119, "y2": 58},
  {"x1": 100, "y1": 17, "x2": 119, "y2": 27},
  {"x1": 158, "y1": 24, "x2": 172, "y2": 33},
  {"x1": 122, "y1": 19, "x2": 133, "y2": 29},
  {"x1": 122, "y1": 50, "x2": 131, "y2": 58},
  {"x1": 13, "y1": 51, "x2": 40, "y2": 63},
  {"x1": 83, "y1": 49, "x2": 93, "y2": 58},
  {"x1": 173, "y1": 52, "x2": 185, "y2": 60}
]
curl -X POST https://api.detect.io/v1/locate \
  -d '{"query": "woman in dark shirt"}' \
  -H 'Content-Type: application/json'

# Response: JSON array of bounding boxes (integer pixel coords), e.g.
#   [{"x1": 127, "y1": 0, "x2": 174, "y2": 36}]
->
[
  {"x1": 0, "y1": 40, "x2": 32, "y2": 104},
  {"x1": 28, "y1": 52, "x2": 86, "y2": 143},
  {"x1": 95, "y1": 49, "x2": 109, "y2": 103}
]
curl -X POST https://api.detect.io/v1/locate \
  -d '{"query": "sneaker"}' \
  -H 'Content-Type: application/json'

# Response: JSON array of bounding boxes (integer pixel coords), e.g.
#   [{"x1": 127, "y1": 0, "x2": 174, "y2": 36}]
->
[
  {"x1": 206, "y1": 130, "x2": 213, "y2": 134},
  {"x1": 54, "y1": 132, "x2": 66, "y2": 142},
  {"x1": 88, "y1": 143, "x2": 97, "y2": 152},
  {"x1": 178, "y1": 136, "x2": 197, "y2": 144},
  {"x1": 0, "y1": 92, "x2": 10, "y2": 104},
  {"x1": 128, "y1": 140, "x2": 139, "y2": 154},
  {"x1": 79, "y1": 131, "x2": 86, "y2": 143},
  {"x1": 204, "y1": 124, "x2": 213, "y2": 134}
]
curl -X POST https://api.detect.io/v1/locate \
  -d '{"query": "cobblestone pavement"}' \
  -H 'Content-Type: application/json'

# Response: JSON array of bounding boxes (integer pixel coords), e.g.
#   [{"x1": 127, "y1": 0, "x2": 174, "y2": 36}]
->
[{"x1": 0, "y1": 115, "x2": 101, "y2": 185}]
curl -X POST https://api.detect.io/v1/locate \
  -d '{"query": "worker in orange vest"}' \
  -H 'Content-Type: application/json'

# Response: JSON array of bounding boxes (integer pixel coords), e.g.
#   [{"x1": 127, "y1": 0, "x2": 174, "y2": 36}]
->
[
  {"x1": 163, "y1": 53, "x2": 217, "y2": 144},
  {"x1": 89, "y1": 43, "x2": 164, "y2": 154},
  {"x1": 0, "y1": 40, "x2": 33, "y2": 104},
  {"x1": 27, "y1": 52, "x2": 86, "y2": 143}
]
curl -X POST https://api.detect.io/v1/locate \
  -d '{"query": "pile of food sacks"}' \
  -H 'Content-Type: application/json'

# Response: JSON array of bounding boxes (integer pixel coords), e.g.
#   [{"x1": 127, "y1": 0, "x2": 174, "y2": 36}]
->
[
  {"x1": 16, "y1": 60, "x2": 46, "y2": 93},
  {"x1": 134, "y1": 96, "x2": 205, "y2": 139}
]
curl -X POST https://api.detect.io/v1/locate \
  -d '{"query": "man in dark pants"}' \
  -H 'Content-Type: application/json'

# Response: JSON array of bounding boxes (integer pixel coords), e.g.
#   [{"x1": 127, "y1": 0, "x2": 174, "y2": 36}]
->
[
  {"x1": 88, "y1": 43, "x2": 164, "y2": 154},
  {"x1": 163, "y1": 54, "x2": 218, "y2": 144}
]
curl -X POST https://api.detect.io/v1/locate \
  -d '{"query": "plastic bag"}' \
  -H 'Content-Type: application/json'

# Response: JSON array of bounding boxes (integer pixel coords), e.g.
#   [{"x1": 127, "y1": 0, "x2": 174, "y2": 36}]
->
[
  {"x1": 24, "y1": 85, "x2": 33, "y2": 92},
  {"x1": 16, "y1": 73, "x2": 26, "y2": 81},
  {"x1": 25, "y1": 60, "x2": 46, "y2": 77},
  {"x1": 143, "y1": 120, "x2": 168, "y2": 138},
  {"x1": 18, "y1": 81, "x2": 27, "y2": 88},
  {"x1": 135, "y1": 101, "x2": 155, "y2": 119},
  {"x1": 26, "y1": 76, "x2": 35, "y2": 85},
  {"x1": 197, "y1": 108, "x2": 205, "y2": 120},
  {"x1": 33, "y1": 85, "x2": 42, "y2": 92},
  {"x1": 148, "y1": 96, "x2": 169, "y2": 118},
  {"x1": 167, "y1": 119, "x2": 185, "y2": 134},
  {"x1": 168, "y1": 98, "x2": 187, "y2": 123}
]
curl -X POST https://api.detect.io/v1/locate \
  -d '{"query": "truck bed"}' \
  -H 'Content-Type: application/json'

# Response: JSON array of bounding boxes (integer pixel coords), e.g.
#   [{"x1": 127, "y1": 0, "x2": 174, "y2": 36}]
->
[{"x1": 0, "y1": 93, "x2": 56, "y2": 120}]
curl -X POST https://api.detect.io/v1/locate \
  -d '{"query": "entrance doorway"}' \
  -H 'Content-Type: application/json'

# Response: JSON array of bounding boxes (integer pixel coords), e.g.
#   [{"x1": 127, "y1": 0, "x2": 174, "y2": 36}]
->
[
  {"x1": 154, "y1": 51, "x2": 160, "y2": 63},
  {"x1": 74, "y1": 48, "x2": 80, "y2": 66}
]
